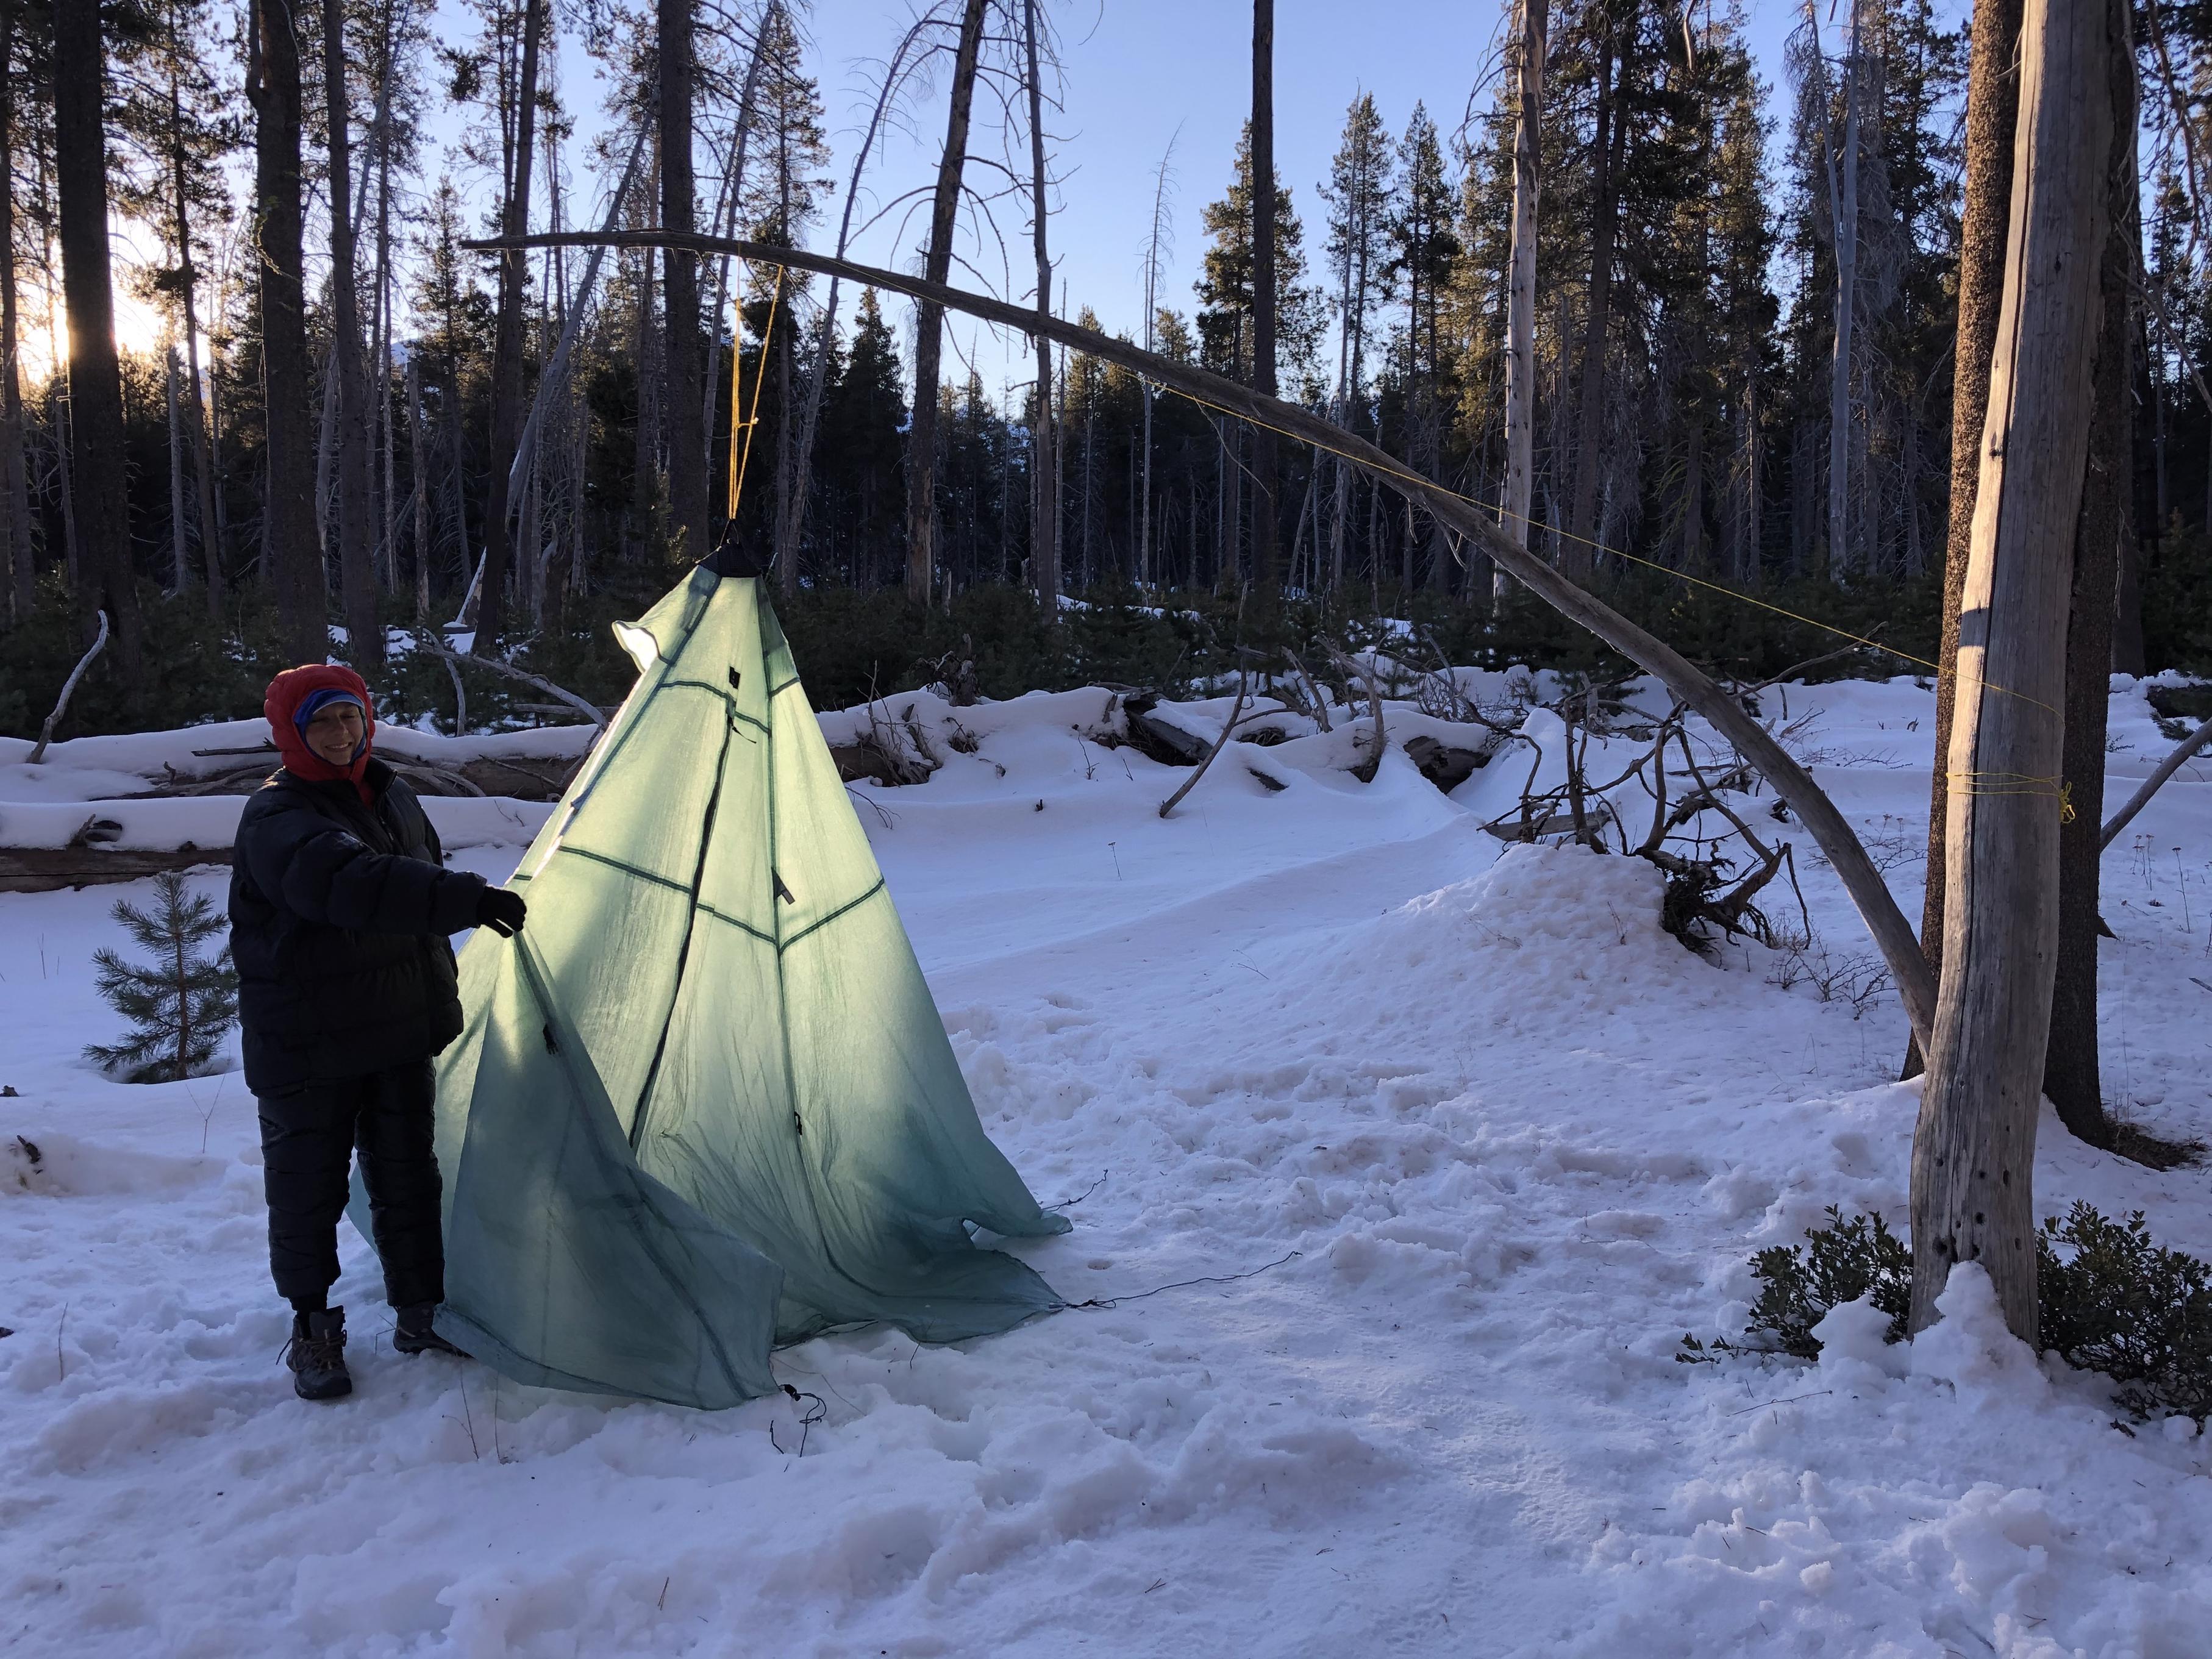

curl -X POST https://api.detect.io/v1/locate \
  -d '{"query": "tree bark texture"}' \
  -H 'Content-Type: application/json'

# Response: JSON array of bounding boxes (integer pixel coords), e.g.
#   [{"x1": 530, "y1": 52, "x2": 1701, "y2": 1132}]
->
[
  {"x1": 0, "y1": 0, "x2": 33, "y2": 620},
  {"x1": 483, "y1": 219, "x2": 1948, "y2": 1057},
  {"x1": 1827, "y1": 4, "x2": 1861, "y2": 573},
  {"x1": 2041, "y1": 0, "x2": 2137, "y2": 1150},
  {"x1": 52, "y1": 0, "x2": 144, "y2": 674},
  {"x1": 1566, "y1": 33, "x2": 1623, "y2": 582},
  {"x1": 1501, "y1": 0, "x2": 1547, "y2": 599},
  {"x1": 407, "y1": 357, "x2": 431, "y2": 618},
  {"x1": 1911, "y1": 0, "x2": 2025, "y2": 1076},
  {"x1": 324, "y1": 0, "x2": 379, "y2": 665},
  {"x1": 475, "y1": 0, "x2": 546, "y2": 651},
  {"x1": 1025, "y1": 0, "x2": 1060, "y2": 610},
  {"x1": 249, "y1": 0, "x2": 322, "y2": 665},
  {"x1": 658, "y1": 0, "x2": 707, "y2": 562},
  {"x1": 904, "y1": 0, "x2": 989, "y2": 605},
  {"x1": 1909, "y1": 0, "x2": 2112, "y2": 1341},
  {"x1": 168, "y1": 23, "x2": 225, "y2": 616},
  {"x1": 1248, "y1": 0, "x2": 1279, "y2": 613}
]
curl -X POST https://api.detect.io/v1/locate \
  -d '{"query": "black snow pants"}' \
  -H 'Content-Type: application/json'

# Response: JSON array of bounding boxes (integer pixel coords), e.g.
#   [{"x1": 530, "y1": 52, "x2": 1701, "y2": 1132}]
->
[{"x1": 257, "y1": 1060, "x2": 444, "y2": 1310}]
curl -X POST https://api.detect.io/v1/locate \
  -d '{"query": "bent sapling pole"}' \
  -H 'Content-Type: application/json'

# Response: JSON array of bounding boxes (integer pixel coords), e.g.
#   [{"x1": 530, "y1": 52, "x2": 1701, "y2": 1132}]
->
[{"x1": 468, "y1": 227, "x2": 1939, "y2": 1052}]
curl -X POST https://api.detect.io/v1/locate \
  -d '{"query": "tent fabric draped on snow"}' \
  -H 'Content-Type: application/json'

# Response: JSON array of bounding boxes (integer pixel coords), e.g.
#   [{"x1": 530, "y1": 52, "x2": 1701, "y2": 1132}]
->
[{"x1": 419, "y1": 562, "x2": 1068, "y2": 1407}]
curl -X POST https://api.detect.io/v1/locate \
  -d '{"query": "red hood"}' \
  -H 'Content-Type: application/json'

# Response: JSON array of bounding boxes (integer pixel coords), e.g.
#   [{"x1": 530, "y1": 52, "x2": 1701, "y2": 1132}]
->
[{"x1": 265, "y1": 665, "x2": 377, "y2": 803}]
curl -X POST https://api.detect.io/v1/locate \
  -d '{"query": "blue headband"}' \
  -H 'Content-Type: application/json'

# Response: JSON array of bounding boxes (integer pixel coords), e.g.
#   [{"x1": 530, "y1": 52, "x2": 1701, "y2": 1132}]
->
[{"x1": 294, "y1": 688, "x2": 367, "y2": 735}]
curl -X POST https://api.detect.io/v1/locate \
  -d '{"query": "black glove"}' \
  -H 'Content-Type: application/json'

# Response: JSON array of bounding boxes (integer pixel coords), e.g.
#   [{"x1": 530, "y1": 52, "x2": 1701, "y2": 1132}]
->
[{"x1": 475, "y1": 887, "x2": 528, "y2": 938}]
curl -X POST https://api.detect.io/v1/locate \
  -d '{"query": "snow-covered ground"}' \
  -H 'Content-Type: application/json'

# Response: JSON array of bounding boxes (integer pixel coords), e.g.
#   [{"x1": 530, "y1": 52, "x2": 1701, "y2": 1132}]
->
[{"x1": 4, "y1": 674, "x2": 2211, "y2": 1658}]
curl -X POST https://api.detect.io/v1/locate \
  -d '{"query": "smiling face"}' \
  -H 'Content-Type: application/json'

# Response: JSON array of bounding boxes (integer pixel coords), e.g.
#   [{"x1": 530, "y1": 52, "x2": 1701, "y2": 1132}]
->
[{"x1": 302, "y1": 702, "x2": 366, "y2": 767}]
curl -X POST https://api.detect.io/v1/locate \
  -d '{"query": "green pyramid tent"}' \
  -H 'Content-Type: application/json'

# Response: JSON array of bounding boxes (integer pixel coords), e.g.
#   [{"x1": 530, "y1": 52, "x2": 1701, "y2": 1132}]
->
[{"x1": 418, "y1": 555, "x2": 1069, "y2": 1407}]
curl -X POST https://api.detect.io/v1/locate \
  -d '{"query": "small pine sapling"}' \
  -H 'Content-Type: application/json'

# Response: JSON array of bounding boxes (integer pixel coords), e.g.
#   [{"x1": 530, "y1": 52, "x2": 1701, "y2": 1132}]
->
[{"x1": 84, "y1": 873, "x2": 239, "y2": 1083}]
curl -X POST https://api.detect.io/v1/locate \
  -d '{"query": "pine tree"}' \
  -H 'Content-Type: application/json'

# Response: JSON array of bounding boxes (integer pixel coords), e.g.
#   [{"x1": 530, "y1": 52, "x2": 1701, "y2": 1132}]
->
[
  {"x1": 1320, "y1": 93, "x2": 1395, "y2": 588},
  {"x1": 85, "y1": 874, "x2": 238, "y2": 1083},
  {"x1": 818, "y1": 288, "x2": 907, "y2": 582},
  {"x1": 1386, "y1": 101, "x2": 1460, "y2": 588},
  {"x1": 1196, "y1": 123, "x2": 1326, "y2": 381}
]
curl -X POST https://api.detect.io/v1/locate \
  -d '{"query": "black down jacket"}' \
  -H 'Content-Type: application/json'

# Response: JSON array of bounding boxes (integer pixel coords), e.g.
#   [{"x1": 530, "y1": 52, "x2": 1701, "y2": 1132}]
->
[{"x1": 229, "y1": 760, "x2": 488, "y2": 1094}]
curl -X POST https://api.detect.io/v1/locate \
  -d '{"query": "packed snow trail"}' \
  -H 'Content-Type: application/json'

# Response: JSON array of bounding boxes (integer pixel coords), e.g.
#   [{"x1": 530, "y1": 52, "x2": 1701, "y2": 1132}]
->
[{"x1": 4, "y1": 676, "x2": 2211, "y2": 1657}]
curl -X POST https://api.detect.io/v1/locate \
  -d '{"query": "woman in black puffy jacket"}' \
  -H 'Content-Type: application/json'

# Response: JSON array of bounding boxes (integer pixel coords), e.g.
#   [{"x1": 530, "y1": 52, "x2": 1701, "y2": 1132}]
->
[{"x1": 230, "y1": 665, "x2": 526, "y2": 1400}]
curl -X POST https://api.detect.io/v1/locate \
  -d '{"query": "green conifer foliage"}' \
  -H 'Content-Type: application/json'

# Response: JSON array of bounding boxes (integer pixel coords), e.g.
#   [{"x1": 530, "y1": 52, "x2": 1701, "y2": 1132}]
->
[{"x1": 84, "y1": 872, "x2": 238, "y2": 1083}]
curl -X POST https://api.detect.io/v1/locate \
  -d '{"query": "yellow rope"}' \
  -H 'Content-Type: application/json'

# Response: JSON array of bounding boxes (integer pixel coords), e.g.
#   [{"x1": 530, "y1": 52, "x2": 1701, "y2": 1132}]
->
[
  {"x1": 726, "y1": 264, "x2": 784, "y2": 520},
  {"x1": 722, "y1": 265, "x2": 2055, "y2": 726},
  {"x1": 1164, "y1": 382, "x2": 2065, "y2": 720},
  {"x1": 1947, "y1": 772, "x2": 2075, "y2": 821}
]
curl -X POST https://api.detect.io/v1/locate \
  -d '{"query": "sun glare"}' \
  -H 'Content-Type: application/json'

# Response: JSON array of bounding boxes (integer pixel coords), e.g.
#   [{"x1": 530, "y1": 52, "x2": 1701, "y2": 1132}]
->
[{"x1": 14, "y1": 285, "x2": 182, "y2": 386}]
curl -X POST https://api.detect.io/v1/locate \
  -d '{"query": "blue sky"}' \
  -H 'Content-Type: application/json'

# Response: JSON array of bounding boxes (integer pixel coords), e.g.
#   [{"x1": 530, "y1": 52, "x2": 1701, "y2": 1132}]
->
[{"x1": 419, "y1": 0, "x2": 1955, "y2": 396}]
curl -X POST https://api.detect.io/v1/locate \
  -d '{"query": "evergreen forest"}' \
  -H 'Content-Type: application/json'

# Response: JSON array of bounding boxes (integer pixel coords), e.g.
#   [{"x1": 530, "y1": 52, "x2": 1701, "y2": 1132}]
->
[{"x1": 3, "y1": 0, "x2": 2211, "y2": 733}]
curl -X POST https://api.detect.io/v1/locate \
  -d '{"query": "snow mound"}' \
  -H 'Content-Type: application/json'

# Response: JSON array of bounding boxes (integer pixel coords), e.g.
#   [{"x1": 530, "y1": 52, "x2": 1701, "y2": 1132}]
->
[
  {"x1": 1909, "y1": 1262, "x2": 2050, "y2": 1409},
  {"x1": 1238, "y1": 841, "x2": 1712, "y2": 1054},
  {"x1": 2, "y1": 1131, "x2": 227, "y2": 1199}
]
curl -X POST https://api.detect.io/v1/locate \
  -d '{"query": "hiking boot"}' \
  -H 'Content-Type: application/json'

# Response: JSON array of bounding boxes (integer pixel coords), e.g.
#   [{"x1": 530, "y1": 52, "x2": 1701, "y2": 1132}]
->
[
  {"x1": 393, "y1": 1302, "x2": 469, "y2": 1358},
  {"x1": 285, "y1": 1307, "x2": 352, "y2": 1401}
]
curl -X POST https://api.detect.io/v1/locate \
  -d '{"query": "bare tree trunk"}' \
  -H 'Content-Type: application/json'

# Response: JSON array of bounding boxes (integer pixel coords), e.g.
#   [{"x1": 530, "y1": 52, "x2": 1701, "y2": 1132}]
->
[
  {"x1": 905, "y1": 0, "x2": 989, "y2": 605},
  {"x1": 2043, "y1": 0, "x2": 2137, "y2": 1150},
  {"x1": 406, "y1": 357, "x2": 430, "y2": 619},
  {"x1": 1249, "y1": 0, "x2": 1279, "y2": 618},
  {"x1": 1501, "y1": 0, "x2": 1547, "y2": 601},
  {"x1": 631, "y1": 243, "x2": 659, "y2": 553},
  {"x1": 776, "y1": 9, "x2": 913, "y2": 582},
  {"x1": 323, "y1": 0, "x2": 379, "y2": 665},
  {"x1": 1143, "y1": 144, "x2": 1172, "y2": 588},
  {"x1": 1565, "y1": 32, "x2": 1622, "y2": 582},
  {"x1": 53, "y1": 0, "x2": 144, "y2": 674},
  {"x1": 374, "y1": 12, "x2": 398, "y2": 598},
  {"x1": 1827, "y1": 1, "x2": 1861, "y2": 574},
  {"x1": 659, "y1": 0, "x2": 707, "y2": 562},
  {"x1": 1026, "y1": 0, "x2": 1060, "y2": 612},
  {"x1": 249, "y1": 0, "x2": 321, "y2": 663},
  {"x1": 165, "y1": 346, "x2": 187, "y2": 593},
  {"x1": 1910, "y1": 0, "x2": 2113, "y2": 1341},
  {"x1": 699, "y1": 14, "x2": 772, "y2": 480},
  {"x1": 1908, "y1": 0, "x2": 2024, "y2": 1079},
  {"x1": 0, "y1": 0, "x2": 35, "y2": 621},
  {"x1": 168, "y1": 10, "x2": 225, "y2": 618},
  {"x1": 476, "y1": 0, "x2": 546, "y2": 651}
]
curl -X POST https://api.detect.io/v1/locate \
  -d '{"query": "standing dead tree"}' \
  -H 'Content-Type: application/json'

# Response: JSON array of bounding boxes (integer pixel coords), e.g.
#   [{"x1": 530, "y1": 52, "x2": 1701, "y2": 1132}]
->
[
  {"x1": 1023, "y1": 0, "x2": 1060, "y2": 612},
  {"x1": 1908, "y1": 0, "x2": 2024, "y2": 1079},
  {"x1": 1500, "y1": 0, "x2": 1547, "y2": 601},
  {"x1": 323, "y1": 0, "x2": 379, "y2": 666},
  {"x1": 248, "y1": 0, "x2": 323, "y2": 666},
  {"x1": 474, "y1": 0, "x2": 548, "y2": 651},
  {"x1": 904, "y1": 0, "x2": 991, "y2": 605},
  {"x1": 1908, "y1": 0, "x2": 2114, "y2": 1341},
  {"x1": 777, "y1": 11, "x2": 931, "y2": 580}
]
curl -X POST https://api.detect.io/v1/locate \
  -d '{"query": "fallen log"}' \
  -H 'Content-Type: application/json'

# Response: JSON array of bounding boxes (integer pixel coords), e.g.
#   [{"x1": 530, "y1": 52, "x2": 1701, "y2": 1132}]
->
[
  {"x1": 0, "y1": 847, "x2": 230, "y2": 894},
  {"x1": 468, "y1": 227, "x2": 1939, "y2": 1051}
]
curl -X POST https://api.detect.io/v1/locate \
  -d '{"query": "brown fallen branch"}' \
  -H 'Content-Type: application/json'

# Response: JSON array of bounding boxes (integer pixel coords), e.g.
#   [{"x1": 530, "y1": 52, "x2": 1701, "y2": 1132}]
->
[
  {"x1": 465, "y1": 229, "x2": 1938, "y2": 1051},
  {"x1": 1282, "y1": 647, "x2": 1333, "y2": 733},
  {"x1": 1321, "y1": 638, "x2": 1386, "y2": 784},
  {"x1": 1158, "y1": 672, "x2": 1252, "y2": 819},
  {"x1": 2101, "y1": 718, "x2": 2212, "y2": 850},
  {"x1": 26, "y1": 612, "x2": 110, "y2": 765},
  {"x1": 425, "y1": 644, "x2": 606, "y2": 730},
  {"x1": 148, "y1": 756, "x2": 502, "y2": 800}
]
